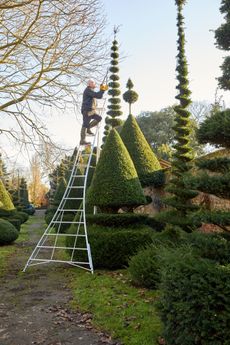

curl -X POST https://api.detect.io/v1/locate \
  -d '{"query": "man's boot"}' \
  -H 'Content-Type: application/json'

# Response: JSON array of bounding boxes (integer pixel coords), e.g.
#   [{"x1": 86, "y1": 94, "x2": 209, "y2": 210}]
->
[
  {"x1": 87, "y1": 128, "x2": 95, "y2": 136},
  {"x1": 89, "y1": 119, "x2": 99, "y2": 129},
  {"x1": 80, "y1": 127, "x2": 90, "y2": 145}
]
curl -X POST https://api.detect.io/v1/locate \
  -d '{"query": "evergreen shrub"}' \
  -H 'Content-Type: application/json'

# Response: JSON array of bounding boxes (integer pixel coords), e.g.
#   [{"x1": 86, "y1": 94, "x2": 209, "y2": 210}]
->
[
  {"x1": 0, "y1": 219, "x2": 19, "y2": 245},
  {"x1": 66, "y1": 225, "x2": 153, "y2": 269},
  {"x1": 158, "y1": 246, "x2": 230, "y2": 345},
  {"x1": 86, "y1": 213, "x2": 164, "y2": 231},
  {"x1": 5, "y1": 218, "x2": 21, "y2": 232},
  {"x1": 54, "y1": 213, "x2": 75, "y2": 233},
  {"x1": 16, "y1": 211, "x2": 29, "y2": 224}
]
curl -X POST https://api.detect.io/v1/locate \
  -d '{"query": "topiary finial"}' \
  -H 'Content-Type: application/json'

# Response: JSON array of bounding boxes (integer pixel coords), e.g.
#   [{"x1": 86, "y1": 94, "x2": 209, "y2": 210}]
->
[{"x1": 123, "y1": 78, "x2": 138, "y2": 115}]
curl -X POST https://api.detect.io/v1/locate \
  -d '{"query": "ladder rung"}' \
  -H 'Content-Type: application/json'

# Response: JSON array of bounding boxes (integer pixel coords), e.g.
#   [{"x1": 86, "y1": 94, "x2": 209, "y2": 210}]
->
[
  {"x1": 63, "y1": 197, "x2": 83, "y2": 200},
  {"x1": 37, "y1": 245, "x2": 87, "y2": 250},
  {"x1": 30, "y1": 258, "x2": 90, "y2": 265},
  {"x1": 52, "y1": 221, "x2": 84, "y2": 224},
  {"x1": 69, "y1": 186, "x2": 84, "y2": 189},
  {"x1": 58, "y1": 209, "x2": 83, "y2": 212},
  {"x1": 46, "y1": 233, "x2": 86, "y2": 237},
  {"x1": 72, "y1": 175, "x2": 86, "y2": 177}
]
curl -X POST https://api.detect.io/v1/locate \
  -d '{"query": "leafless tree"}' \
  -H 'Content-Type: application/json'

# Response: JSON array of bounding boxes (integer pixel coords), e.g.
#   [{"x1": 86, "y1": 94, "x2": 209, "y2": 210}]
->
[{"x1": 0, "y1": 0, "x2": 107, "y2": 149}]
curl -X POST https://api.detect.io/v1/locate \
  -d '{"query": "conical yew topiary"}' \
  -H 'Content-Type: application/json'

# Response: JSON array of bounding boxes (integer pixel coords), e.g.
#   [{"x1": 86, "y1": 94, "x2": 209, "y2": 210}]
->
[
  {"x1": 87, "y1": 129, "x2": 146, "y2": 212},
  {"x1": 0, "y1": 179, "x2": 15, "y2": 211},
  {"x1": 120, "y1": 115, "x2": 162, "y2": 186}
]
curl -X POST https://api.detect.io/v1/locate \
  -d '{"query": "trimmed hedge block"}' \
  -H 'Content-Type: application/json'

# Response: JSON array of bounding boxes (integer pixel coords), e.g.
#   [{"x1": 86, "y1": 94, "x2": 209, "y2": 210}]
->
[{"x1": 66, "y1": 224, "x2": 153, "y2": 269}]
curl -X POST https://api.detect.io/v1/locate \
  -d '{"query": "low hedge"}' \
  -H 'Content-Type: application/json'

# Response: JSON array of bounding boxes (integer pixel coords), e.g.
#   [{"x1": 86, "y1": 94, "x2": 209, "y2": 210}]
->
[
  {"x1": 86, "y1": 213, "x2": 164, "y2": 231},
  {"x1": 0, "y1": 218, "x2": 19, "y2": 245},
  {"x1": 66, "y1": 224, "x2": 154, "y2": 269},
  {"x1": 15, "y1": 211, "x2": 29, "y2": 224},
  {"x1": 4, "y1": 218, "x2": 21, "y2": 232},
  {"x1": 128, "y1": 227, "x2": 188, "y2": 289},
  {"x1": 158, "y1": 246, "x2": 230, "y2": 345}
]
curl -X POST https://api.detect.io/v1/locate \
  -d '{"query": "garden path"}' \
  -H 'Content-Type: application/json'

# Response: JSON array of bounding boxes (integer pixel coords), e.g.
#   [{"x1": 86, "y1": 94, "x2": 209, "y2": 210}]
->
[{"x1": 0, "y1": 210, "x2": 118, "y2": 345}]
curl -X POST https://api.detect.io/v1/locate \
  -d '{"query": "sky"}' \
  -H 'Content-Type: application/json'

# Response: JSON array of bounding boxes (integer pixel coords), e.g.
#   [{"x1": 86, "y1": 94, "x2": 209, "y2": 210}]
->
[
  {"x1": 45, "y1": 0, "x2": 229, "y2": 148},
  {"x1": 3, "y1": 0, "x2": 230, "y2": 169}
]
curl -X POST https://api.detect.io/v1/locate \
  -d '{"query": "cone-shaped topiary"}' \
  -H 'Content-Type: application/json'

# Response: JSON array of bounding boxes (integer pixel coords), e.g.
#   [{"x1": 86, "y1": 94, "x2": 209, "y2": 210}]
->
[
  {"x1": 215, "y1": 0, "x2": 230, "y2": 90},
  {"x1": 120, "y1": 115, "x2": 162, "y2": 187},
  {"x1": 87, "y1": 129, "x2": 146, "y2": 213},
  {"x1": 18, "y1": 177, "x2": 29, "y2": 209},
  {"x1": 0, "y1": 179, "x2": 15, "y2": 211},
  {"x1": 123, "y1": 79, "x2": 138, "y2": 115},
  {"x1": 156, "y1": 0, "x2": 198, "y2": 231},
  {"x1": 102, "y1": 33, "x2": 123, "y2": 145}
]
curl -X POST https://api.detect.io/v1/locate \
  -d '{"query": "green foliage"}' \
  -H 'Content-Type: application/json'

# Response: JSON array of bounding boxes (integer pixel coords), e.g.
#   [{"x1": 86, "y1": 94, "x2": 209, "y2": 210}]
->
[
  {"x1": 158, "y1": 247, "x2": 230, "y2": 345},
  {"x1": 15, "y1": 211, "x2": 29, "y2": 224},
  {"x1": 18, "y1": 177, "x2": 29, "y2": 208},
  {"x1": 197, "y1": 109, "x2": 230, "y2": 148},
  {"x1": 87, "y1": 129, "x2": 146, "y2": 212},
  {"x1": 160, "y1": 1, "x2": 198, "y2": 230},
  {"x1": 218, "y1": 56, "x2": 230, "y2": 90},
  {"x1": 86, "y1": 213, "x2": 164, "y2": 231},
  {"x1": 123, "y1": 78, "x2": 138, "y2": 115},
  {"x1": 120, "y1": 115, "x2": 162, "y2": 187},
  {"x1": 103, "y1": 38, "x2": 122, "y2": 144},
  {"x1": 0, "y1": 218, "x2": 19, "y2": 245},
  {"x1": 187, "y1": 173, "x2": 230, "y2": 198},
  {"x1": 5, "y1": 218, "x2": 21, "y2": 232},
  {"x1": 66, "y1": 224, "x2": 153, "y2": 269},
  {"x1": 215, "y1": 0, "x2": 230, "y2": 90},
  {"x1": 190, "y1": 210, "x2": 230, "y2": 228},
  {"x1": 196, "y1": 157, "x2": 230, "y2": 172},
  {"x1": 0, "y1": 179, "x2": 15, "y2": 211},
  {"x1": 129, "y1": 245, "x2": 162, "y2": 289}
]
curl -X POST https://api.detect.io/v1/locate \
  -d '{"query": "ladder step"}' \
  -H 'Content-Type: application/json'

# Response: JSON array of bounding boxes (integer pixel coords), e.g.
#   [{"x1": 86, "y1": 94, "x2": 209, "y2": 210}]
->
[
  {"x1": 72, "y1": 175, "x2": 86, "y2": 177},
  {"x1": 46, "y1": 233, "x2": 86, "y2": 237},
  {"x1": 30, "y1": 258, "x2": 90, "y2": 265},
  {"x1": 37, "y1": 245, "x2": 87, "y2": 250},
  {"x1": 52, "y1": 221, "x2": 84, "y2": 224},
  {"x1": 63, "y1": 197, "x2": 83, "y2": 200},
  {"x1": 58, "y1": 209, "x2": 83, "y2": 212},
  {"x1": 69, "y1": 186, "x2": 84, "y2": 189}
]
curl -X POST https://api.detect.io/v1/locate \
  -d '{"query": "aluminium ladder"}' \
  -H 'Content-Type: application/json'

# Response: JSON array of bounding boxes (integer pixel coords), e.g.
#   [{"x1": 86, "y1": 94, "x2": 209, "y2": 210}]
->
[{"x1": 23, "y1": 126, "x2": 100, "y2": 273}]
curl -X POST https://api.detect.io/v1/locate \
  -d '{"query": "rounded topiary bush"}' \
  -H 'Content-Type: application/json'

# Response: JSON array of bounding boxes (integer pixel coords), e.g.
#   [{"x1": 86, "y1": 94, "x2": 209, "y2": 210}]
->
[
  {"x1": 129, "y1": 244, "x2": 162, "y2": 289},
  {"x1": 66, "y1": 224, "x2": 153, "y2": 269},
  {"x1": 0, "y1": 219, "x2": 19, "y2": 245},
  {"x1": 15, "y1": 211, "x2": 29, "y2": 224},
  {"x1": 6, "y1": 218, "x2": 21, "y2": 232}
]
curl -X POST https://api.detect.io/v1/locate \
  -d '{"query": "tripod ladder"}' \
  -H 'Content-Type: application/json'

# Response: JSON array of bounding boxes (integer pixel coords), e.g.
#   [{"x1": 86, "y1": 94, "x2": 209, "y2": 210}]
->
[{"x1": 23, "y1": 127, "x2": 100, "y2": 273}]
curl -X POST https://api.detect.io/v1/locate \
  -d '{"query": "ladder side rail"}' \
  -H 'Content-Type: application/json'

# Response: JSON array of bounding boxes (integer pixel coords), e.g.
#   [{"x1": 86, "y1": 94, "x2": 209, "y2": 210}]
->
[{"x1": 82, "y1": 126, "x2": 100, "y2": 273}]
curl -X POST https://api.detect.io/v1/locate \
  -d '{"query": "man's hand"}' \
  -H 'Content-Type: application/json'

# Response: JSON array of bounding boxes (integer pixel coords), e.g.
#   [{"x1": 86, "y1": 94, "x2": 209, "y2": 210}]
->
[{"x1": 100, "y1": 84, "x2": 108, "y2": 91}]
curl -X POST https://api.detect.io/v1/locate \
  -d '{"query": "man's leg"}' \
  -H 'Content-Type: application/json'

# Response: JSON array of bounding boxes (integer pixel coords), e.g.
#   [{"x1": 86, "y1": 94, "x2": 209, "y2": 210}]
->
[
  {"x1": 80, "y1": 112, "x2": 90, "y2": 145},
  {"x1": 88, "y1": 114, "x2": 102, "y2": 130}
]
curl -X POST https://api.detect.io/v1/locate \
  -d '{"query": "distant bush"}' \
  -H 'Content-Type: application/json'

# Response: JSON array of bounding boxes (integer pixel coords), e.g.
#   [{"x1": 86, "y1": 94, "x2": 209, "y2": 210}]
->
[
  {"x1": 66, "y1": 224, "x2": 153, "y2": 269},
  {"x1": 0, "y1": 219, "x2": 19, "y2": 245},
  {"x1": 158, "y1": 246, "x2": 230, "y2": 345}
]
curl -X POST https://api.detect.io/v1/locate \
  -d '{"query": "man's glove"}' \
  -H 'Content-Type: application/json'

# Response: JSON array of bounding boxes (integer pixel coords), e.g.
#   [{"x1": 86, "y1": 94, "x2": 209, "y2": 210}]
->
[{"x1": 100, "y1": 84, "x2": 108, "y2": 91}]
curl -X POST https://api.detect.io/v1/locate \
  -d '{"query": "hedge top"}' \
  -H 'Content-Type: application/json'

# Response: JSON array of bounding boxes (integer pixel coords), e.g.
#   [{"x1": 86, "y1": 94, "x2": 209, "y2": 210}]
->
[
  {"x1": 120, "y1": 115, "x2": 161, "y2": 185},
  {"x1": 87, "y1": 128, "x2": 146, "y2": 210}
]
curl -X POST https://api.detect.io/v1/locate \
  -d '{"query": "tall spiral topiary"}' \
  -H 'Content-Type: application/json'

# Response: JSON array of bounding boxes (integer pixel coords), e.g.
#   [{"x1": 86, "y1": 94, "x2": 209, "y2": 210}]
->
[
  {"x1": 123, "y1": 79, "x2": 138, "y2": 115},
  {"x1": 156, "y1": 0, "x2": 198, "y2": 231},
  {"x1": 215, "y1": 0, "x2": 230, "y2": 91},
  {"x1": 102, "y1": 28, "x2": 123, "y2": 145}
]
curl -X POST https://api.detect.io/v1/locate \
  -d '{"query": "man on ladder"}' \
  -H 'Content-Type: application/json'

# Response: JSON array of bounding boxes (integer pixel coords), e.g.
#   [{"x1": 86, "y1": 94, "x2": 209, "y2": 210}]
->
[{"x1": 80, "y1": 79, "x2": 108, "y2": 145}]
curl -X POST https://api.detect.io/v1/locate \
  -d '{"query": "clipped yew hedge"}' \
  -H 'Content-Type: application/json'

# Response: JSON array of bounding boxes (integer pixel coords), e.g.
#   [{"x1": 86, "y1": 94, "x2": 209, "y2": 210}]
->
[{"x1": 0, "y1": 219, "x2": 19, "y2": 245}]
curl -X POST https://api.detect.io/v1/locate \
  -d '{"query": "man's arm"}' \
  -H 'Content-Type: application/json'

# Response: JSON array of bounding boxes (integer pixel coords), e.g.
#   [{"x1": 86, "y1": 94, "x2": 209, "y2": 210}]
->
[{"x1": 86, "y1": 88, "x2": 104, "y2": 99}]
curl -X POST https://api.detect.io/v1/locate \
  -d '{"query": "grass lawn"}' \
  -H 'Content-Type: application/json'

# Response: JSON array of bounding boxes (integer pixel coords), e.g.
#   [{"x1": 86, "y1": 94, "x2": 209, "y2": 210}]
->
[{"x1": 70, "y1": 268, "x2": 162, "y2": 345}]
